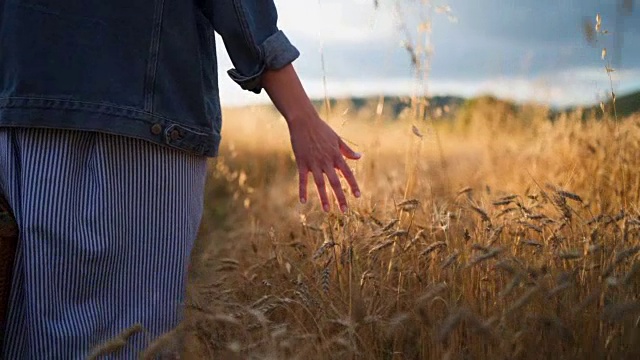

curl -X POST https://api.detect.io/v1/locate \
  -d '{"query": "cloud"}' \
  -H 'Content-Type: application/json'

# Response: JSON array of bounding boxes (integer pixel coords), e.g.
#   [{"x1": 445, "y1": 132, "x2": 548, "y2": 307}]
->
[
  {"x1": 276, "y1": 0, "x2": 396, "y2": 44},
  {"x1": 437, "y1": 0, "x2": 640, "y2": 69},
  {"x1": 218, "y1": 66, "x2": 640, "y2": 109},
  {"x1": 214, "y1": 0, "x2": 640, "y2": 107},
  {"x1": 445, "y1": 0, "x2": 640, "y2": 44}
]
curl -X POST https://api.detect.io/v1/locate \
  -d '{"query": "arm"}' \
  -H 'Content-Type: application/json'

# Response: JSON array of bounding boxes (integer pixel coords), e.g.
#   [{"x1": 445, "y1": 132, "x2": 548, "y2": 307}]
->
[
  {"x1": 207, "y1": 0, "x2": 361, "y2": 211},
  {"x1": 208, "y1": 0, "x2": 300, "y2": 93},
  {"x1": 262, "y1": 65, "x2": 361, "y2": 212}
]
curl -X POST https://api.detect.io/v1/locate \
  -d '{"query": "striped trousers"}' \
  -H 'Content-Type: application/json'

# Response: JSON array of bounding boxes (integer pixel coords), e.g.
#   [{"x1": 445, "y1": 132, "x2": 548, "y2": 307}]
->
[{"x1": 0, "y1": 128, "x2": 208, "y2": 359}]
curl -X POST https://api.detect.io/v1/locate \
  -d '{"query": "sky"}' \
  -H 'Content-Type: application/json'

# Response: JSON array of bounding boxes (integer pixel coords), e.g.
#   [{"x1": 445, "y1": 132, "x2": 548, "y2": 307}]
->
[{"x1": 215, "y1": 0, "x2": 640, "y2": 108}]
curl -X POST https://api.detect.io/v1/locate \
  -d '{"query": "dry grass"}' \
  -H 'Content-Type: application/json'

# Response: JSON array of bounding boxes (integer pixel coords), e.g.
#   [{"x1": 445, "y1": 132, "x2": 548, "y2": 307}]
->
[{"x1": 158, "y1": 103, "x2": 640, "y2": 359}]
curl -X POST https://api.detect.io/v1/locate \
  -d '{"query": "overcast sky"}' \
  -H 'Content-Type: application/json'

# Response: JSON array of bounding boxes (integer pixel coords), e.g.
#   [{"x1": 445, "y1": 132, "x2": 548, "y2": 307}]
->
[{"x1": 215, "y1": 0, "x2": 640, "y2": 107}]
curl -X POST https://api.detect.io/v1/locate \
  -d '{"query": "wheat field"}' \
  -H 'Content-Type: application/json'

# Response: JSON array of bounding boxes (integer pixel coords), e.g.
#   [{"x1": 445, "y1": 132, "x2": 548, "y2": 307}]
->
[{"x1": 139, "y1": 98, "x2": 640, "y2": 359}]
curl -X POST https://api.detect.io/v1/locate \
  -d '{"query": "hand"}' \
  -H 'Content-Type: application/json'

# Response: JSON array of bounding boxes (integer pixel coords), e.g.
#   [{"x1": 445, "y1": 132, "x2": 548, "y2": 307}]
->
[
  {"x1": 260, "y1": 64, "x2": 361, "y2": 212},
  {"x1": 288, "y1": 115, "x2": 361, "y2": 213}
]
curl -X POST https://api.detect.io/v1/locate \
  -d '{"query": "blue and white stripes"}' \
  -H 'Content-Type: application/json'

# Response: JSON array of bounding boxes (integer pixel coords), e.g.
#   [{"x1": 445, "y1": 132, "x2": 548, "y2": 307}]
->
[{"x1": 0, "y1": 128, "x2": 207, "y2": 359}]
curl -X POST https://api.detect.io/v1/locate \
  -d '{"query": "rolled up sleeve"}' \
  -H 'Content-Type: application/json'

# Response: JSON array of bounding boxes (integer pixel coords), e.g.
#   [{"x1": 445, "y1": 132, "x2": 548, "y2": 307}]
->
[{"x1": 210, "y1": 0, "x2": 300, "y2": 94}]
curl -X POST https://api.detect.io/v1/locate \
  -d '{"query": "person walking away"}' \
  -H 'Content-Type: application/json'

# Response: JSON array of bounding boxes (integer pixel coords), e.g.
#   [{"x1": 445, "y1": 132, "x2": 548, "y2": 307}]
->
[{"x1": 0, "y1": 0, "x2": 361, "y2": 358}]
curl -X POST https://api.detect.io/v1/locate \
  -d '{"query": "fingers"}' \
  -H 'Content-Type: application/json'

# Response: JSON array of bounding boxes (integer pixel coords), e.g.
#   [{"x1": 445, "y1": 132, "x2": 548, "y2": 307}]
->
[
  {"x1": 311, "y1": 165, "x2": 351, "y2": 213},
  {"x1": 298, "y1": 167, "x2": 309, "y2": 204},
  {"x1": 337, "y1": 160, "x2": 361, "y2": 198},
  {"x1": 301, "y1": 137, "x2": 362, "y2": 213},
  {"x1": 326, "y1": 168, "x2": 348, "y2": 213},
  {"x1": 311, "y1": 168, "x2": 330, "y2": 212},
  {"x1": 339, "y1": 139, "x2": 362, "y2": 160}
]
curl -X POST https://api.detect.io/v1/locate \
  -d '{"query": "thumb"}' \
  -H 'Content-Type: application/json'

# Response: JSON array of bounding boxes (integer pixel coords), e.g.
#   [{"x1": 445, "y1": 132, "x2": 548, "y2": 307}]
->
[{"x1": 339, "y1": 138, "x2": 361, "y2": 160}]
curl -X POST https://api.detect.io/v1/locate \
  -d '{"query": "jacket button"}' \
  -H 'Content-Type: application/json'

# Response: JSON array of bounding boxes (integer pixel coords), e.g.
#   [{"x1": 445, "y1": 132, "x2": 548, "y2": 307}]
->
[
  {"x1": 170, "y1": 129, "x2": 181, "y2": 141},
  {"x1": 151, "y1": 124, "x2": 162, "y2": 135}
]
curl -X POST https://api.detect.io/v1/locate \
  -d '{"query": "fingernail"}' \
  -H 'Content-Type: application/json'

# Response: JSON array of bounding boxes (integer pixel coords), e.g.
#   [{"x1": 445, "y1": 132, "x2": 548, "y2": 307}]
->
[
  {"x1": 300, "y1": 198, "x2": 307, "y2": 204},
  {"x1": 355, "y1": 152, "x2": 362, "y2": 159},
  {"x1": 341, "y1": 205, "x2": 348, "y2": 213},
  {"x1": 355, "y1": 191, "x2": 361, "y2": 198},
  {"x1": 323, "y1": 204, "x2": 330, "y2": 212}
]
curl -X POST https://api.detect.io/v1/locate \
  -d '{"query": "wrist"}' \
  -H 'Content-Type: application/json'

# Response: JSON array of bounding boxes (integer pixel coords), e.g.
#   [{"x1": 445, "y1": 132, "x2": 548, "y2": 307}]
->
[{"x1": 284, "y1": 105, "x2": 321, "y2": 129}]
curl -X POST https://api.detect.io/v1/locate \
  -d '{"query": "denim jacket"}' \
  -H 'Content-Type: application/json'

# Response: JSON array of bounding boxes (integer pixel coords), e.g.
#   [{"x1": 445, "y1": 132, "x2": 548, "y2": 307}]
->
[{"x1": 0, "y1": 0, "x2": 299, "y2": 157}]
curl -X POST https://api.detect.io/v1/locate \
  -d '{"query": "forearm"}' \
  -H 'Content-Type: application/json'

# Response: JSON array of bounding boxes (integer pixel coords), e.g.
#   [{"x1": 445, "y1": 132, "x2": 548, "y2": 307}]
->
[{"x1": 262, "y1": 64, "x2": 318, "y2": 129}]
